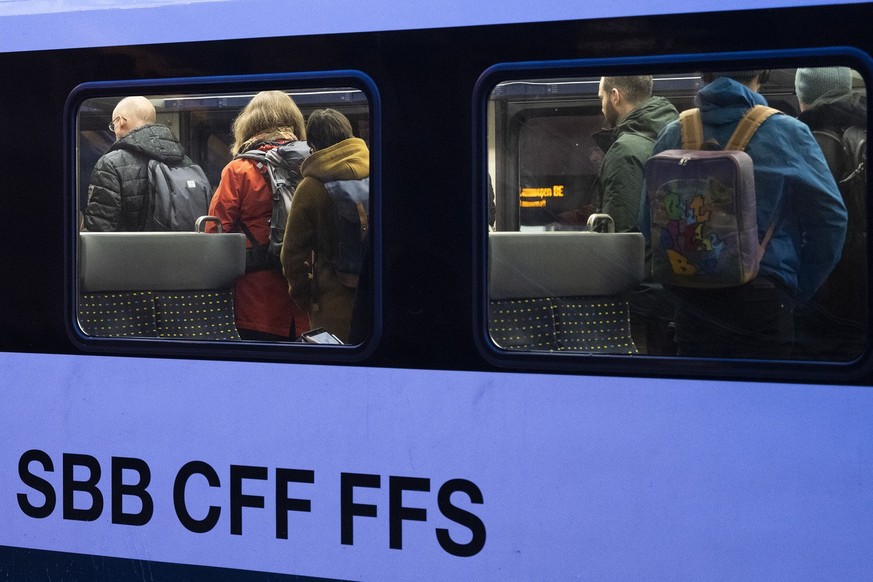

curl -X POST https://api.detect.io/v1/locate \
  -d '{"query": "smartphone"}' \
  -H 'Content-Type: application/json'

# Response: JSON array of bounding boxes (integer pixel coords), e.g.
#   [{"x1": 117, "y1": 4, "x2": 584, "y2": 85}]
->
[{"x1": 300, "y1": 328, "x2": 344, "y2": 344}]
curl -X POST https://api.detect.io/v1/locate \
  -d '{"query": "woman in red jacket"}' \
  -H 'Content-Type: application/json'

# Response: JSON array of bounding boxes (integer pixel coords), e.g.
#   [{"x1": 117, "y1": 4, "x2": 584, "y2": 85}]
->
[{"x1": 209, "y1": 91, "x2": 311, "y2": 340}]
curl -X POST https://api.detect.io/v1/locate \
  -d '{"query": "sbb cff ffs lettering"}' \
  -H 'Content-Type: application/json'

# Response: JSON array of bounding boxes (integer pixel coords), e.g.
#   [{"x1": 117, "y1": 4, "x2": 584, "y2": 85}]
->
[{"x1": 17, "y1": 450, "x2": 486, "y2": 557}]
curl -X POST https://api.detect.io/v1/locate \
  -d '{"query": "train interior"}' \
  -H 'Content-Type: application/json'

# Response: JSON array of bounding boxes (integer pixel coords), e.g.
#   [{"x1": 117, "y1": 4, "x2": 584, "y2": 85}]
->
[
  {"x1": 71, "y1": 67, "x2": 868, "y2": 362},
  {"x1": 74, "y1": 86, "x2": 370, "y2": 344},
  {"x1": 486, "y1": 67, "x2": 868, "y2": 361}
]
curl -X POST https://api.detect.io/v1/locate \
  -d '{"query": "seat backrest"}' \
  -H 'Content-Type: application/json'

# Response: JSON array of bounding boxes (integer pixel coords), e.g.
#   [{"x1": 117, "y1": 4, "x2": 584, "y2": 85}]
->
[
  {"x1": 488, "y1": 231, "x2": 644, "y2": 300},
  {"x1": 79, "y1": 231, "x2": 246, "y2": 293}
]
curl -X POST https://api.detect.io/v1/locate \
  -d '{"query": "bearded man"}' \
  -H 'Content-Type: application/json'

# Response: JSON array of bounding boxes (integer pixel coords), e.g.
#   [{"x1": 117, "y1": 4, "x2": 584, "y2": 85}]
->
[{"x1": 592, "y1": 75, "x2": 678, "y2": 232}]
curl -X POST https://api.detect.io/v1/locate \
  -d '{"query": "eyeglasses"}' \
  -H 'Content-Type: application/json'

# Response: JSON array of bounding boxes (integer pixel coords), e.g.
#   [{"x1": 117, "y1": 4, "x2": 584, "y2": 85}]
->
[{"x1": 108, "y1": 116, "x2": 126, "y2": 132}]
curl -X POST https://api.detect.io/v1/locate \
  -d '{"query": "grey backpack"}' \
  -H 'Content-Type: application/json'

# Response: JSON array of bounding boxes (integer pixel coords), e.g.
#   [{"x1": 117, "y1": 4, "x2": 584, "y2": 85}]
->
[
  {"x1": 143, "y1": 159, "x2": 211, "y2": 231},
  {"x1": 235, "y1": 141, "x2": 309, "y2": 271}
]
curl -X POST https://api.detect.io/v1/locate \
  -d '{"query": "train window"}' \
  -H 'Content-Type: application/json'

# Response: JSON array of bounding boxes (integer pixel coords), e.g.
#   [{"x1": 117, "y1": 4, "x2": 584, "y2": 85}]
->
[
  {"x1": 485, "y1": 64, "x2": 868, "y2": 364},
  {"x1": 71, "y1": 78, "x2": 376, "y2": 351}
]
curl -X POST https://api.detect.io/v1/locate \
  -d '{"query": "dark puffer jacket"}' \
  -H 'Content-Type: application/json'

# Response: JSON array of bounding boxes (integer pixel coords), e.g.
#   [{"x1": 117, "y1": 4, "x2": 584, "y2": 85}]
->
[
  {"x1": 798, "y1": 89, "x2": 866, "y2": 134},
  {"x1": 83, "y1": 124, "x2": 192, "y2": 231}
]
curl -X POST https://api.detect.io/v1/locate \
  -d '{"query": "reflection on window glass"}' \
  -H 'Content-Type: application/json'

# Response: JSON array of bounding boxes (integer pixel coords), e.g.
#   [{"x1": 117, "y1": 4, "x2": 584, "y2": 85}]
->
[
  {"x1": 517, "y1": 115, "x2": 602, "y2": 228},
  {"x1": 75, "y1": 86, "x2": 371, "y2": 346},
  {"x1": 487, "y1": 66, "x2": 867, "y2": 362}
]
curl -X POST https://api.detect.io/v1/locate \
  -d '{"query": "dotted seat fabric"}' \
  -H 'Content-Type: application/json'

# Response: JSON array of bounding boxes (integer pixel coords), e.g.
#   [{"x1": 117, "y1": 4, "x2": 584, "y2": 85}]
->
[
  {"x1": 489, "y1": 296, "x2": 637, "y2": 354},
  {"x1": 488, "y1": 298, "x2": 559, "y2": 351},
  {"x1": 78, "y1": 291, "x2": 159, "y2": 338},
  {"x1": 153, "y1": 291, "x2": 240, "y2": 340},
  {"x1": 553, "y1": 297, "x2": 637, "y2": 354},
  {"x1": 78, "y1": 290, "x2": 241, "y2": 340}
]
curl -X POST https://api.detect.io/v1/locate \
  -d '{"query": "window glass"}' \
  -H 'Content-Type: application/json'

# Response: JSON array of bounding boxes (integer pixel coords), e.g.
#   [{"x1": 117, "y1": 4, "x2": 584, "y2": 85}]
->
[
  {"x1": 487, "y1": 66, "x2": 867, "y2": 362},
  {"x1": 75, "y1": 85, "x2": 372, "y2": 347}
]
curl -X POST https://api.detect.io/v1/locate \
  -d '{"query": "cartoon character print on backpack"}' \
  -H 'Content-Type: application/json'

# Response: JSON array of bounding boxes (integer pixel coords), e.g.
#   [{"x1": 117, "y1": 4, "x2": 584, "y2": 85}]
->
[
  {"x1": 645, "y1": 105, "x2": 781, "y2": 288},
  {"x1": 653, "y1": 171, "x2": 739, "y2": 278}
]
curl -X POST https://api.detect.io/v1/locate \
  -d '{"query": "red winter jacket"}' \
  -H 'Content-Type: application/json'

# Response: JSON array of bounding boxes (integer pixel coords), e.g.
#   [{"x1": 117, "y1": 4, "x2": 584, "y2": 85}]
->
[{"x1": 208, "y1": 144, "x2": 310, "y2": 338}]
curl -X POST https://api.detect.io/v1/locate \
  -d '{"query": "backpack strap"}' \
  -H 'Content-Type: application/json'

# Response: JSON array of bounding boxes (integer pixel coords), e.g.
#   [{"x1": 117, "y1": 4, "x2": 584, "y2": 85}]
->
[
  {"x1": 726, "y1": 105, "x2": 781, "y2": 257},
  {"x1": 725, "y1": 105, "x2": 781, "y2": 151},
  {"x1": 235, "y1": 150, "x2": 267, "y2": 166},
  {"x1": 679, "y1": 108, "x2": 704, "y2": 150},
  {"x1": 236, "y1": 221, "x2": 259, "y2": 246},
  {"x1": 356, "y1": 202, "x2": 369, "y2": 240},
  {"x1": 237, "y1": 148, "x2": 297, "y2": 204},
  {"x1": 757, "y1": 218, "x2": 779, "y2": 261}
]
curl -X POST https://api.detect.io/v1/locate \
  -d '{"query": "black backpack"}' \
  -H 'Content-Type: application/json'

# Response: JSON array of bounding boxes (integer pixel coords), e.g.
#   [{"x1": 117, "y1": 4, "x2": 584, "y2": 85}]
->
[
  {"x1": 323, "y1": 177, "x2": 370, "y2": 288},
  {"x1": 143, "y1": 159, "x2": 211, "y2": 231},
  {"x1": 813, "y1": 125, "x2": 866, "y2": 241},
  {"x1": 235, "y1": 141, "x2": 309, "y2": 271},
  {"x1": 806, "y1": 124, "x2": 867, "y2": 310}
]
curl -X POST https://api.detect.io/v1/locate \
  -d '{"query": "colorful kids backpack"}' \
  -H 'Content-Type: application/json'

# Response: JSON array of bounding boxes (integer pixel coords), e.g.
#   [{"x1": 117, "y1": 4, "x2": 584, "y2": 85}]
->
[{"x1": 644, "y1": 104, "x2": 780, "y2": 288}]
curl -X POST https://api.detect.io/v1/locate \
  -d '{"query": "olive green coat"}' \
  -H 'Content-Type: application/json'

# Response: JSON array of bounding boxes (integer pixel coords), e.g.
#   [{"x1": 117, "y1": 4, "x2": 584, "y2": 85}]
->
[
  {"x1": 592, "y1": 96, "x2": 679, "y2": 232},
  {"x1": 281, "y1": 137, "x2": 369, "y2": 342}
]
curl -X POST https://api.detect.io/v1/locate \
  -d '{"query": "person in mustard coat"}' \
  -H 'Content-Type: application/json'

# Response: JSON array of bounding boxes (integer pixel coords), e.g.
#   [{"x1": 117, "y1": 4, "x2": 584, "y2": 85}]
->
[{"x1": 281, "y1": 109, "x2": 370, "y2": 343}]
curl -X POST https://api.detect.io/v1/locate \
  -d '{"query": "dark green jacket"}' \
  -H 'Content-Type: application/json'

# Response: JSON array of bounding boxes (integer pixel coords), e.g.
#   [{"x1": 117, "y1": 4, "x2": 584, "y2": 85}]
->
[{"x1": 592, "y1": 96, "x2": 678, "y2": 232}]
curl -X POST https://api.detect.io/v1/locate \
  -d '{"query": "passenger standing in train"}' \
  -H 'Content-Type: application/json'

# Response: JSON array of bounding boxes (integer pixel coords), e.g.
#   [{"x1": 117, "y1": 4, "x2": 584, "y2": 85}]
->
[
  {"x1": 793, "y1": 67, "x2": 868, "y2": 359},
  {"x1": 593, "y1": 76, "x2": 679, "y2": 354},
  {"x1": 281, "y1": 109, "x2": 370, "y2": 343},
  {"x1": 208, "y1": 91, "x2": 311, "y2": 341},
  {"x1": 645, "y1": 70, "x2": 847, "y2": 358},
  {"x1": 83, "y1": 96, "x2": 198, "y2": 231},
  {"x1": 594, "y1": 76, "x2": 679, "y2": 233}
]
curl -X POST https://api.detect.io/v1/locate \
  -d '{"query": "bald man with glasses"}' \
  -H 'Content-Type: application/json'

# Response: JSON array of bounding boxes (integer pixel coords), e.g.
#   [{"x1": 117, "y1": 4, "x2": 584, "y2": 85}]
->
[{"x1": 83, "y1": 96, "x2": 203, "y2": 231}]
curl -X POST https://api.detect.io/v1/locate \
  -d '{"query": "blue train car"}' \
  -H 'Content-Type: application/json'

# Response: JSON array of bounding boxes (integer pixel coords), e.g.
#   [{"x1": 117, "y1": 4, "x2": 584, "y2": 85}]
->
[{"x1": 0, "y1": 1, "x2": 871, "y2": 580}]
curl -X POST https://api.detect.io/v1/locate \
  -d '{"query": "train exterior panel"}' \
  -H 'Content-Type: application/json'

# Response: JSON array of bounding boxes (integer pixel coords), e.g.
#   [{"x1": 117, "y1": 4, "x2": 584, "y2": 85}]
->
[{"x1": 0, "y1": 1, "x2": 871, "y2": 580}]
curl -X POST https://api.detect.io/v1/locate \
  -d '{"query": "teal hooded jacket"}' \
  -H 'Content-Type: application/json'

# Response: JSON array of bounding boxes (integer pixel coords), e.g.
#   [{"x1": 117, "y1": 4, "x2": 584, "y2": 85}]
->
[{"x1": 644, "y1": 77, "x2": 847, "y2": 301}]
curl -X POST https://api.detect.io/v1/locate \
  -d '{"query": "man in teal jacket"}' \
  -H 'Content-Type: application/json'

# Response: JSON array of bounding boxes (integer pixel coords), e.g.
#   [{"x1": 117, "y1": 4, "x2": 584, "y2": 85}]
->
[{"x1": 644, "y1": 70, "x2": 847, "y2": 358}]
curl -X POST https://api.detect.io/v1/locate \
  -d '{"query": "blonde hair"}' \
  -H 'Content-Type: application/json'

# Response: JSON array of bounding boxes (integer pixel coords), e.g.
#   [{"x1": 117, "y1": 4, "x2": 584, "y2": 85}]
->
[{"x1": 230, "y1": 91, "x2": 306, "y2": 155}]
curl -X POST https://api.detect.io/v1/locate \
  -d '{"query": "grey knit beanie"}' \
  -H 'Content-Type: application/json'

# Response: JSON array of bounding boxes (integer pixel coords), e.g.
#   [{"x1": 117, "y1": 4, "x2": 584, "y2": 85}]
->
[{"x1": 795, "y1": 67, "x2": 852, "y2": 105}]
